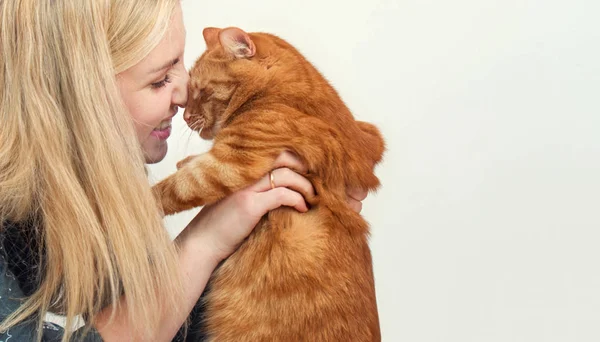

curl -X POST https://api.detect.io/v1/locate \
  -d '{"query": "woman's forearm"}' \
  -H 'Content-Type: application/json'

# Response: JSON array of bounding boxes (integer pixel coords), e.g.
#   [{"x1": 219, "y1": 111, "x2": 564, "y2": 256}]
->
[{"x1": 95, "y1": 228, "x2": 221, "y2": 341}]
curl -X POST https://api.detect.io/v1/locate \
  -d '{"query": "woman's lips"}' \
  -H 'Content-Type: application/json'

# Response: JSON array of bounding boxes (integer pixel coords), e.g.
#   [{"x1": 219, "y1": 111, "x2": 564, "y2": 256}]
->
[{"x1": 151, "y1": 123, "x2": 172, "y2": 140}]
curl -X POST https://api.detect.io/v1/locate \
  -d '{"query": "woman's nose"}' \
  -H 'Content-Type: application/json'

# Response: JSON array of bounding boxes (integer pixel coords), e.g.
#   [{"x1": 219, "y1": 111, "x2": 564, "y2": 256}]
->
[{"x1": 172, "y1": 69, "x2": 190, "y2": 109}]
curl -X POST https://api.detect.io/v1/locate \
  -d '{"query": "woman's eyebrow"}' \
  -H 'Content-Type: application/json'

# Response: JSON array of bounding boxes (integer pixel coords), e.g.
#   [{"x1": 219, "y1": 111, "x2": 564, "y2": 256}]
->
[{"x1": 150, "y1": 57, "x2": 180, "y2": 74}]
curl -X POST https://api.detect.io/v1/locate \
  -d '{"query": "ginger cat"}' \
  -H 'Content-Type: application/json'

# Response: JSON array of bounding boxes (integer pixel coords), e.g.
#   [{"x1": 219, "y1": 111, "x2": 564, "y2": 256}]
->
[{"x1": 155, "y1": 27, "x2": 385, "y2": 342}]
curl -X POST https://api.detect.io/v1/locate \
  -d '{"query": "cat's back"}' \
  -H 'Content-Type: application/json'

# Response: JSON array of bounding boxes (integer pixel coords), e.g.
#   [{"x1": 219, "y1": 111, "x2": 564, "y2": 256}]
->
[{"x1": 204, "y1": 206, "x2": 380, "y2": 342}]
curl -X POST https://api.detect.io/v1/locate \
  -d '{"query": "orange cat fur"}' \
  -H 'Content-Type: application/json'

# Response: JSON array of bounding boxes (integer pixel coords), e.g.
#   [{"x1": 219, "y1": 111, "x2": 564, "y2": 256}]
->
[{"x1": 153, "y1": 27, "x2": 385, "y2": 342}]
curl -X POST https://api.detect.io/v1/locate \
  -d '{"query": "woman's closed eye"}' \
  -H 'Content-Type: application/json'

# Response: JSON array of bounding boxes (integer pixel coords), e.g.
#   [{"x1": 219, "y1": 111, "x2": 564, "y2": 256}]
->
[{"x1": 151, "y1": 74, "x2": 172, "y2": 89}]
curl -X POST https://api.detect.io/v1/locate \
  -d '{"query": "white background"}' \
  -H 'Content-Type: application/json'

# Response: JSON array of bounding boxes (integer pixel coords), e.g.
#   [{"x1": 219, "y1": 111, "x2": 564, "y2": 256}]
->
[{"x1": 148, "y1": 0, "x2": 600, "y2": 340}]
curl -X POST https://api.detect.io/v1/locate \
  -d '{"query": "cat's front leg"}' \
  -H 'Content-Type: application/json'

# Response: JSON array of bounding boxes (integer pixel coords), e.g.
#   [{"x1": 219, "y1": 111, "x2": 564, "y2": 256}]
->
[
  {"x1": 152, "y1": 147, "x2": 282, "y2": 216},
  {"x1": 154, "y1": 153, "x2": 239, "y2": 215},
  {"x1": 176, "y1": 155, "x2": 197, "y2": 169}
]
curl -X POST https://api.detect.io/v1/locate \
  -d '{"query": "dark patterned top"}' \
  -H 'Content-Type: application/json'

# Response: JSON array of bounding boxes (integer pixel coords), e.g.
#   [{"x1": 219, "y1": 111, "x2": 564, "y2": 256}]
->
[
  {"x1": 0, "y1": 220, "x2": 206, "y2": 341},
  {"x1": 0, "y1": 221, "x2": 102, "y2": 341}
]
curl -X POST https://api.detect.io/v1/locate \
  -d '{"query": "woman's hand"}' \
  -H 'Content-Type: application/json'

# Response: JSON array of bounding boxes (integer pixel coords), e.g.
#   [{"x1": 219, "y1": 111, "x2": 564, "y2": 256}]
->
[
  {"x1": 178, "y1": 151, "x2": 368, "y2": 263},
  {"x1": 180, "y1": 152, "x2": 311, "y2": 262}
]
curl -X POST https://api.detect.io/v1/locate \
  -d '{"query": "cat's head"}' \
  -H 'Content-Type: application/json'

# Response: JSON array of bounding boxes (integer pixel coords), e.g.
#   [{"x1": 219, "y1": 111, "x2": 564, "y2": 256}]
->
[{"x1": 183, "y1": 27, "x2": 311, "y2": 139}]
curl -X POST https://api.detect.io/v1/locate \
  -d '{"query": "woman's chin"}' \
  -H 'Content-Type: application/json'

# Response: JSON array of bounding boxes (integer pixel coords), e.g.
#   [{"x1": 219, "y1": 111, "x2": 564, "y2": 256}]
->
[{"x1": 142, "y1": 140, "x2": 168, "y2": 164}]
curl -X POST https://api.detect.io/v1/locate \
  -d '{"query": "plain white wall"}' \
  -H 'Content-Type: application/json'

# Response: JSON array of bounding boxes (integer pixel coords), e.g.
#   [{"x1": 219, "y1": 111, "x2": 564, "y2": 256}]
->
[{"x1": 147, "y1": 0, "x2": 600, "y2": 340}]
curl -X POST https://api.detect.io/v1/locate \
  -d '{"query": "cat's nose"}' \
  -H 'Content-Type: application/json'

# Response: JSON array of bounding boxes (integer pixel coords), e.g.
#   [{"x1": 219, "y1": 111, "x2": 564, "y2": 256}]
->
[{"x1": 183, "y1": 109, "x2": 193, "y2": 124}]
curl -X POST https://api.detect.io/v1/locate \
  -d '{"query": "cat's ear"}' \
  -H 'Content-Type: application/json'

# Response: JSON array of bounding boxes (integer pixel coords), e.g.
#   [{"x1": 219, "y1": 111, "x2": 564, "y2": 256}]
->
[
  {"x1": 219, "y1": 27, "x2": 256, "y2": 59},
  {"x1": 203, "y1": 27, "x2": 221, "y2": 49}
]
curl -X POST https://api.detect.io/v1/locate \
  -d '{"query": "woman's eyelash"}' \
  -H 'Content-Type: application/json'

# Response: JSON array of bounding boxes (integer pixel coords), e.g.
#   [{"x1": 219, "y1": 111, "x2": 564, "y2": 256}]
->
[{"x1": 151, "y1": 75, "x2": 172, "y2": 89}]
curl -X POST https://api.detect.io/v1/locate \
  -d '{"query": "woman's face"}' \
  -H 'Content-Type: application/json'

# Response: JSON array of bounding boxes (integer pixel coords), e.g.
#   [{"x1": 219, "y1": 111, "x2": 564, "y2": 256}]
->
[{"x1": 117, "y1": 3, "x2": 188, "y2": 164}]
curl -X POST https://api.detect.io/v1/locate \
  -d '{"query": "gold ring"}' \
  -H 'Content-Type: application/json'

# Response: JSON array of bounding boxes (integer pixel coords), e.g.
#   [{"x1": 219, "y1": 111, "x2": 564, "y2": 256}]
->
[{"x1": 269, "y1": 171, "x2": 276, "y2": 190}]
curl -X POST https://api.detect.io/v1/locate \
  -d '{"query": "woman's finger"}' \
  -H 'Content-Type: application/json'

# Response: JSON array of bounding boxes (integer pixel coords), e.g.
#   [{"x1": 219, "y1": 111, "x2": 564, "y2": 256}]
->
[
  {"x1": 347, "y1": 198, "x2": 363, "y2": 213},
  {"x1": 271, "y1": 151, "x2": 308, "y2": 174},
  {"x1": 248, "y1": 168, "x2": 315, "y2": 200},
  {"x1": 254, "y1": 187, "x2": 308, "y2": 213},
  {"x1": 347, "y1": 187, "x2": 368, "y2": 202}
]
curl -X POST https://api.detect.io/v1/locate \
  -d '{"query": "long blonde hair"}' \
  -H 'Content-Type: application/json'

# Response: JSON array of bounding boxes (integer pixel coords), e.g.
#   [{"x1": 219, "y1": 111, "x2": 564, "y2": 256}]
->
[{"x1": 0, "y1": 0, "x2": 184, "y2": 339}]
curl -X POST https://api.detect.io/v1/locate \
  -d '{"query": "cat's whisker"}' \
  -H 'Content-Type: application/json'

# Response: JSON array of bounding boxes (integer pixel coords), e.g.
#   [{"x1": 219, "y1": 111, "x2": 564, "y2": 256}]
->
[
  {"x1": 190, "y1": 119, "x2": 203, "y2": 132},
  {"x1": 175, "y1": 126, "x2": 194, "y2": 155},
  {"x1": 177, "y1": 124, "x2": 192, "y2": 139},
  {"x1": 186, "y1": 128, "x2": 195, "y2": 145}
]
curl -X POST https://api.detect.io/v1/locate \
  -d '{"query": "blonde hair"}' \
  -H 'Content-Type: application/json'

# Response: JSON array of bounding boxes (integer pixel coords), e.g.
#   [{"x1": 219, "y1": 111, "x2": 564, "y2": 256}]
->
[{"x1": 0, "y1": 0, "x2": 184, "y2": 340}]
